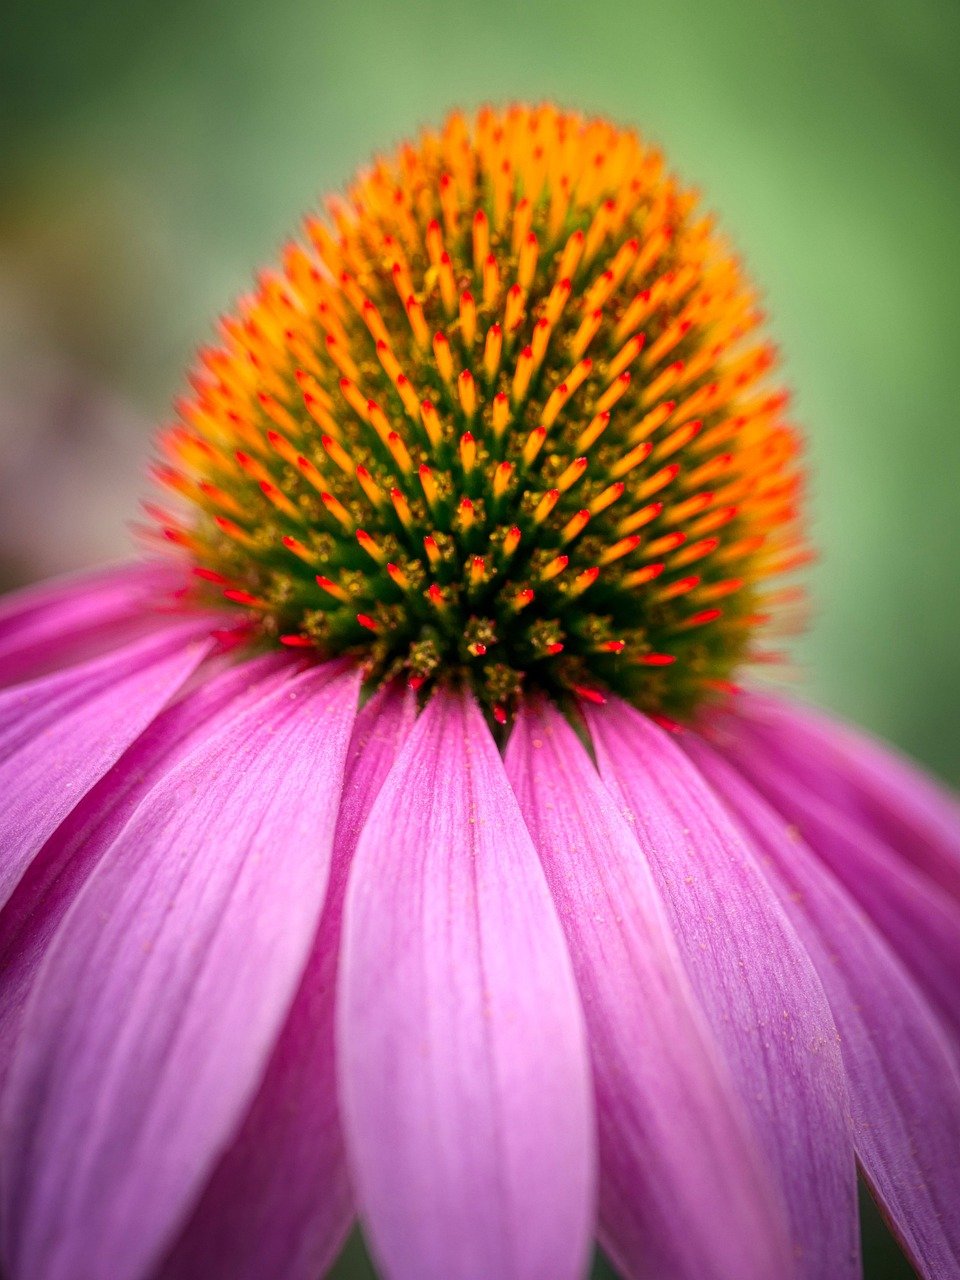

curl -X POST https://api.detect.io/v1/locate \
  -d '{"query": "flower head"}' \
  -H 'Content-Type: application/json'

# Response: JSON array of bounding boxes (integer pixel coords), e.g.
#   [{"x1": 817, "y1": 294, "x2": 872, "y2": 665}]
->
[
  {"x1": 0, "y1": 104, "x2": 958, "y2": 1280},
  {"x1": 156, "y1": 104, "x2": 803, "y2": 721}
]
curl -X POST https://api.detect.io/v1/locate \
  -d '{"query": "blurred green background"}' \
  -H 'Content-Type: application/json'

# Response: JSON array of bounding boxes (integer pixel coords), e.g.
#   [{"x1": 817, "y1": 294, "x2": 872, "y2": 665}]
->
[
  {"x1": 4, "y1": 0, "x2": 960, "y2": 790},
  {"x1": 1, "y1": 2, "x2": 957, "y2": 1271}
]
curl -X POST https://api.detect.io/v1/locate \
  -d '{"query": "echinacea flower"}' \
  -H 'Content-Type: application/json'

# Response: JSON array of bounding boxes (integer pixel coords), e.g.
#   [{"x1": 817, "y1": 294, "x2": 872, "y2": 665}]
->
[{"x1": 0, "y1": 103, "x2": 957, "y2": 1280}]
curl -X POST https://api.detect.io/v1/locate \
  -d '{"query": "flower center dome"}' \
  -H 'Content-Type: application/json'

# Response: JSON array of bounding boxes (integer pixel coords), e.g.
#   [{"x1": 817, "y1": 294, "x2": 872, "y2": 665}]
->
[{"x1": 152, "y1": 104, "x2": 806, "y2": 723}]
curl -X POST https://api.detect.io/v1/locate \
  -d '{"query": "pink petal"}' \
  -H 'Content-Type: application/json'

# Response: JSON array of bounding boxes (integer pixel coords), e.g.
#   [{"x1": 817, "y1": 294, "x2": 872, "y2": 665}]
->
[
  {"x1": 0, "y1": 652, "x2": 298, "y2": 1091},
  {"x1": 685, "y1": 733, "x2": 960, "y2": 1279},
  {"x1": 713, "y1": 707, "x2": 960, "y2": 1042},
  {"x1": 0, "y1": 560, "x2": 187, "y2": 688},
  {"x1": 734, "y1": 693, "x2": 960, "y2": 903},
  {"x1": 504, "y1": 700, "x2": 792, "y2": 1280},
  {"x1": 0, "y1": 619, "x2": 216, "y2": 906},
  {"x1": 0, "y1": 661, "x2": 360, "y2": 1280},
  {"x1": 161, "y1": 682, "x2": 416, "y2": 1280},
  {"x1": 337, "y1": 688, "x2": 596, "y2": 1280},
  {"x1": 586, "y1": 698, "x2": 858, "y2": 1280}
]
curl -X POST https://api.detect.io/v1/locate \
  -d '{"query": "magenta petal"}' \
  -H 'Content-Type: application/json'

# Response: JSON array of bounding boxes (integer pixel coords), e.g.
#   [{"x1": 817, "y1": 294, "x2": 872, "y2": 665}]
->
[
  {"x1": 0, "y1": 560, "x2": 186, "y2": 687},
  {"x1": 161, "y1": 682, "x2": 416, "y2": 1280},
  {"x1": 685, "y1": 734, "x2": 960, "y2": 1279},
  {"x1": 0, "y1": 651, "x2": 298, "y2": 1091},
  {"x1": 337, "y1": 689, "x2": 596, "y2": 1280},
  {"x1": 0, "y1": 619, "x2": 216, "y2": 905},
  {"x1": 738, "y1": 694, "x2": 960, "y2": 902},
  {"x1": 505, "y1": 701, "x2": 792, "y2": 1280},
  {"x1": 586, "y1": 699, "x2": 858, "y2": 1280},
  {"x1": 714, "y1": 707, "x2": 960, "y2": 1042},
  {"x1": 0, "y1": 662, "x2": 360, "y2": 1280}
]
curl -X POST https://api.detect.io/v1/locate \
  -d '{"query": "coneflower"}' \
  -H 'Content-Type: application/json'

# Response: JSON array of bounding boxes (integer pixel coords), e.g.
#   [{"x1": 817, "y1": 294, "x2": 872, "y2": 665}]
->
[{"x1": 0, "y1": 104, "x2": 957, "y2": 1280}]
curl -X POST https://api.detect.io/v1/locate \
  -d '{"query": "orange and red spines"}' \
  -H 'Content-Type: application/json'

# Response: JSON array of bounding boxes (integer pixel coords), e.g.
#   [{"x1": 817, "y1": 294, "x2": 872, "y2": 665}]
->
[{"x1": 144, "y1": 103, "x2": 805, "y2": 720}]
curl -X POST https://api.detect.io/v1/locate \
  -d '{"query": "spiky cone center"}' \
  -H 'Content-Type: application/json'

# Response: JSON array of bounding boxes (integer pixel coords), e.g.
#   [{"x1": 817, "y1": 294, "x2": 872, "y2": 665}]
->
[{"x1": 150, "y1": 103, "x2": 807, "y2": 724}]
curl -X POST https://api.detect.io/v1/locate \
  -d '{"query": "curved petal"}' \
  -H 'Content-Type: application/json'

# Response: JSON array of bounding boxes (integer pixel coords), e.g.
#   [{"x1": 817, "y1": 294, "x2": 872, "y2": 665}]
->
[
  {"x1": 736, "y1": 694, "x2": 960, "y2": 903},
  {"x1": 585, "y1": 699, "x2": 858, "y2": 1280},
  {"x1": 160, "y1": 682, "x2": 416, "y2": 1280},
  {"x1": 0, "y1": 560, "x2": 186, "y2": 688},
  {"x1": 684, "y1": 733, "x2": 960, "y2": 1279},
  {"x1": 504, "y1": 701, "x2": 792, "y2": 1280},
  {"x1": 337, "y1": 689, "x2": 596, "y2": 1280},
  {"x1": 0, "y1": 652, "x2": 298, "y2": 1091},
  {"x1": 0, "y1": 619, "x2": 216, "y2": 906},
  {"x1": 713, "y1": 711, "x2": 960, "y2": 1042},
  {"x1": 0, "y1": 661, "x2": 361, "y2": 1280}
]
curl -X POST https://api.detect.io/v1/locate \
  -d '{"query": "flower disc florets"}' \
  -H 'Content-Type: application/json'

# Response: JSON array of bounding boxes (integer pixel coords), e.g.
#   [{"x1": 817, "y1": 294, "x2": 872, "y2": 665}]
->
[{"x1": 152, "y1": 104, "x2": 806, "y2": 722}]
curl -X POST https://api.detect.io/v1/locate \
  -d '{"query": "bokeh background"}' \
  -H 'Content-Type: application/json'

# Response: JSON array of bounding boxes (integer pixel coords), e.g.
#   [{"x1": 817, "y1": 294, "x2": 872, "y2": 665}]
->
[{"x1": 2, "y1": 0, "x2": 958, "y2": 1274}]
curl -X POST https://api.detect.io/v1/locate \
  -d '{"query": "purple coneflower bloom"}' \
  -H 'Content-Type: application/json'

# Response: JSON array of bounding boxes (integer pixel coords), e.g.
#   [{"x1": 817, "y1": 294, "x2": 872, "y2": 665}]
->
[{"x1": 0, "y1": 104, "x2": 958, "y2": 1280}]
